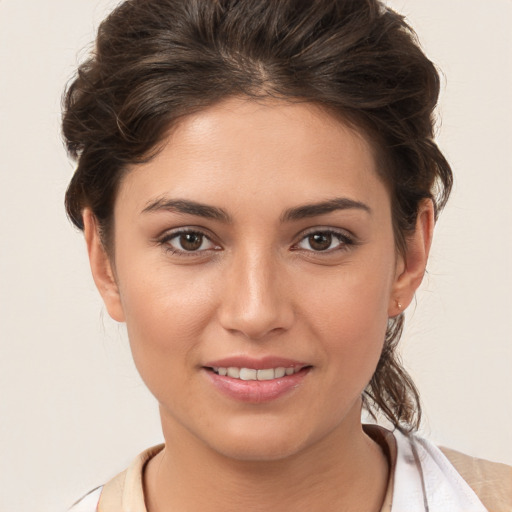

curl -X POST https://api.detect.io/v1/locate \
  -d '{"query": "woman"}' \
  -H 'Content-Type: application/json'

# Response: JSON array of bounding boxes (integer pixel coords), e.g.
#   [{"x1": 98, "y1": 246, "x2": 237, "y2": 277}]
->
[{"x1": 65, "y1": 0, "x2": 511, "y2": 511}]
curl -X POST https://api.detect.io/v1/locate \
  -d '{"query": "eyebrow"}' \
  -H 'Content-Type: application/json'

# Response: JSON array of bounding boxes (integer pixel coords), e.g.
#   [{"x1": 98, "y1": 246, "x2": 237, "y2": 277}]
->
[
  {"x1": 141, "y1": 196, "x2": 371, "y2": 223},
  {"x1": 141, "y1": 198, "x2": 232, "y2": 223},
  {"x1": 281, "y1": 197, "x2": 371, "y2": 222}
]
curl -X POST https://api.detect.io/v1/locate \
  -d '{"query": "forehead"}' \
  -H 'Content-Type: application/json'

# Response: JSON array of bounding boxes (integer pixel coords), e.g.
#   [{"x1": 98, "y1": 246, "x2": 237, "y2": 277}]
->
[{"x1": 117, "y1": 97, "x2": 388, "y2": 217}]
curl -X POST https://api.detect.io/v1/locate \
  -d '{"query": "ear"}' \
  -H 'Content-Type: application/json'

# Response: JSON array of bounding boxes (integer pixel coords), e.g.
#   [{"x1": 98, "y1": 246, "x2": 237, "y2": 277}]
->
[
  {"x1": 388, "y1": 199, "x2": 435, "y2": 317},
  {"x1": 83, "y1": 209, "x2": 125, "y2": 322}
]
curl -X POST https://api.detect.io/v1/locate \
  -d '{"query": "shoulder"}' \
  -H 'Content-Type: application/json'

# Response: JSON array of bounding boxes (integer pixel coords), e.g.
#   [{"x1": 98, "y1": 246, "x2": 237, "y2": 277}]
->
[
  {"x1": 68, "y1": 443, "x2": 164, "y2": 512},
  {"x1": 68, "y1": 486, "x2": 103, "y2": 512},
  {"x1": 67, "y1": 469, "x2": 128, "y2": 512},
  {"x1": 391, "y1": 428, "x2": 512, "y2": 511},
  {"x1": 68, "y1": 470, "x2": 126, "y2": 512},
  {"x1": 440, "y1": 446, "x2": 512, "y2": 512}
]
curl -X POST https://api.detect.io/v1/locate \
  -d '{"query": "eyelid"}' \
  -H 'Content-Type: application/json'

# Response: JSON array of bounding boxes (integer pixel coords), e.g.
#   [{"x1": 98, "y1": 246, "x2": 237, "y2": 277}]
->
[
  {"x1": 292, "y1": 227, "x2": 356, "y2": 252},
  {"x1": 158, "y1": 227, "x2": 221, "y2": 255},
  {"x1": 155, "y1": 225, "x2": 357, "y2": 256}
]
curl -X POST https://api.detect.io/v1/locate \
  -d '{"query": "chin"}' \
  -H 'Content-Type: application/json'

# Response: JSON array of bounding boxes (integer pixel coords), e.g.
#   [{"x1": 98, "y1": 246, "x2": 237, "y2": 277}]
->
[
  {"x1": 212, "y1": 435, "x2": 307, "y2": 462},
  {"x1": 200, "y1": 417, "x2": 323, "y2": 463}
]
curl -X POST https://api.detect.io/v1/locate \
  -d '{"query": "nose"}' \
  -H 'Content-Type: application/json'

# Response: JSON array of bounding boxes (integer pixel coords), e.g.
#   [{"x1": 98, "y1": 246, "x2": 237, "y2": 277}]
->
[{"x1": 217, "y1": 249, "x2": 294, "y2": 341}]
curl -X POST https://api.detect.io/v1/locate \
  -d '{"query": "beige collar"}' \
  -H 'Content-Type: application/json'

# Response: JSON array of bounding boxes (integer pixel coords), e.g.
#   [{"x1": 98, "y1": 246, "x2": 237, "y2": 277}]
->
[{"x1": 98, "y1": 443, "x2": 164, "y2": 512}]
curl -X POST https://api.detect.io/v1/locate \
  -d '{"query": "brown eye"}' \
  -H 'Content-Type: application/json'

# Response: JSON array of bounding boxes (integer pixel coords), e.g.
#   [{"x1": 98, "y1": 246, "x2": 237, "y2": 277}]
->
[
  {"x1": 296, "y1": 230, "x2": 352, "y2": 253},
  {"x1": 179, "y1": 233, "x2": 204, "y2": 251},
  {"x1": 164, "y1": 230, "x2": 218, "y2": 254},
  {"x1": 308, "y1": 233, "x2": 333, "y2": 251}
]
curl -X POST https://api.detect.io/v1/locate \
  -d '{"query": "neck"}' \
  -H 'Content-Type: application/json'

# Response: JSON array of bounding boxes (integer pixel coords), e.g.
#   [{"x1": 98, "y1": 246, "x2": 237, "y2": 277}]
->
[{"x1": 144, "y1": 406, "x2": 390, "y2": 512}]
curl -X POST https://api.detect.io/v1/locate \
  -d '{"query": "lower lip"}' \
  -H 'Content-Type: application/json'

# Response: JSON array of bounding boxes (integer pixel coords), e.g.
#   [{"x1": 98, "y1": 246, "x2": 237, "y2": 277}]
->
[{"x1": 204, "y1": 368, "x2": 311, "y2": 403}]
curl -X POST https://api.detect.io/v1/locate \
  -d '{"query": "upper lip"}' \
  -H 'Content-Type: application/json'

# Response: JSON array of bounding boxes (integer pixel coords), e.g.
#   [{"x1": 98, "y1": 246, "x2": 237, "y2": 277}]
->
[{"x1": 203, "y1": 356, "x2": 309, "y2": 370}]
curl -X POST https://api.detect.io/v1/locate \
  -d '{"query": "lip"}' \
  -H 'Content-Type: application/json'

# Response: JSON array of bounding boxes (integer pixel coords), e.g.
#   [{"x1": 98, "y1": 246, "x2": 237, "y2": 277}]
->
[
  {"x1": 202, "y1": 356, "x2": 311, "y2": 404},
  {"x1": 204, "y1": 356, "x2": 308, "y2": 370}
]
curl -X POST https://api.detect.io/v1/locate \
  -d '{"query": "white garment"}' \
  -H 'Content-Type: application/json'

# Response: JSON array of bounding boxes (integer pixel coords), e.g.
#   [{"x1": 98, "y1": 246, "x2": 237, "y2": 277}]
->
[
  {"x1": 392, "y1": 430, "x2": 487, "y2": 511},
  {"x1": 69, "y1": 432, "x2": 489, "y2": 512}
]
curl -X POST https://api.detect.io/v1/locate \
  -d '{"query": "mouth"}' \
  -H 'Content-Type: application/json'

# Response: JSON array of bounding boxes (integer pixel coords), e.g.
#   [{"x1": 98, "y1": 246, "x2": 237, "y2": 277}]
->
[
  {"x1": 208, "y1": 366, "x2": 304, "y2": 381},
  {"x1": 203, "y1": 359, "x2": 312, "y2": 403}
]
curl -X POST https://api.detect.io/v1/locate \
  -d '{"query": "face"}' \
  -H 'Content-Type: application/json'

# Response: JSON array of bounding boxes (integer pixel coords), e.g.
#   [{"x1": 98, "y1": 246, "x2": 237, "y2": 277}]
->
[{"x1": 86, "y1": 97, "x2": 429, "y2": 461}]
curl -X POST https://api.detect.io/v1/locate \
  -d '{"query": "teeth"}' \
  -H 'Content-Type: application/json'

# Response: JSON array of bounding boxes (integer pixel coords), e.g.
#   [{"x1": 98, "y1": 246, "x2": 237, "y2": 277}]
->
[
  {"x1": 227, "y1": 367, "x2": 240, "y2": 378},
  {"x1": 239, "y1": 368, "x2": 257, "y2": 381},
  {"x1": 257, "y1": 368, "x2": 275, "y2": 381},
  {"x1": 274, "y1": 367, "x2": 286, "y2": 378},
  {"x1": 213, "y1": 366, "x2": 301, "y2": 380}
]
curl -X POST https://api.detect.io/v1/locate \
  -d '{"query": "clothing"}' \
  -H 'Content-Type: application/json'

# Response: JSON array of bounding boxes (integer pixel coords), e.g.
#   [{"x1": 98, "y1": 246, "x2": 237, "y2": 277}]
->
[{"x1": 69, "y1": 427, "x2": 512, "y2": 511}]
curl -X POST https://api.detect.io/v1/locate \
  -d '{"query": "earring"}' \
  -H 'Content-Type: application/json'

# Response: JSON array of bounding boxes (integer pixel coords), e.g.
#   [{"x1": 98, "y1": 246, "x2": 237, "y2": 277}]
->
[{"x1": 396, "y1": 300, "x2": 403, "y2": 310}]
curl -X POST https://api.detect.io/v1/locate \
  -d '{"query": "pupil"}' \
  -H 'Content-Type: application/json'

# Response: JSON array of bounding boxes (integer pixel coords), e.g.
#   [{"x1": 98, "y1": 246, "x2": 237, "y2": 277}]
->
[
  {"x1": 180, "y1": 233, "x2": 202, "y2": 251},
  {"x1": 310, "y1": 233, "x2": 331, "y2": 251}
]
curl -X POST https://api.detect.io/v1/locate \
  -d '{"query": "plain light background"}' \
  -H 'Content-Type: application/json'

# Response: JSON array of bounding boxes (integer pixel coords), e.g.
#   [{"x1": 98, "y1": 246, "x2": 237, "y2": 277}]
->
[{"x1": 1, "y1": 1, "x2": 511, "y2": 511}]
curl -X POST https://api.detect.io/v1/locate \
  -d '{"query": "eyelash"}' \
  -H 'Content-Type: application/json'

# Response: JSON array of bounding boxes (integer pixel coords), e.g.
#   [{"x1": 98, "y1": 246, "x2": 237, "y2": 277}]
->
[
  {"x1": 157, "y1": 228, "x2": 355, "y2": 256},
  {"x1": 292, "y1": 229, "x2": 355, "y2": 253},
  {"x1": 158, "y1": 228, "x2": 220, "y2": 257}
]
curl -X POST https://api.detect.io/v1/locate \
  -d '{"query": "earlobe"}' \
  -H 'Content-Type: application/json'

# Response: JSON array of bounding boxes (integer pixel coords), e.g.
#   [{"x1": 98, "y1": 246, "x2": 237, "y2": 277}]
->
[
  {"x1": 388, "y1": 199, "x2": 435, "y2": 317},
  {"x1": 83, "y1": 209, "x2": 125, "y2": 322}
]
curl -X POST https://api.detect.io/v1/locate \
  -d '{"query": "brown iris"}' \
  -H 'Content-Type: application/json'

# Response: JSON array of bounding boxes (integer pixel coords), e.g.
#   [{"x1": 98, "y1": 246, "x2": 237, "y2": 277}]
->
[
  {"x1": 180, "y1": 233, "x2": 203, "y2": 251},
  {"x1": 308, "y1": 233, "x2": 333, "y2": 251}
]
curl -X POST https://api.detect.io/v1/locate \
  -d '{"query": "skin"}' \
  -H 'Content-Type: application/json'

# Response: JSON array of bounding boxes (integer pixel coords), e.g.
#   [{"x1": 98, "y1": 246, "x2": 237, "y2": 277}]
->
[{"x1": 84, "y1": 97, "x2": 434, "y2": 511}]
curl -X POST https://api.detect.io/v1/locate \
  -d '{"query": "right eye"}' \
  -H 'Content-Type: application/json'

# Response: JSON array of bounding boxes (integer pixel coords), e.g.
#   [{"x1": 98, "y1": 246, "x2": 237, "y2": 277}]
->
[{"x1": 160, "y1": 230, "x2": 220, "y2": 255}]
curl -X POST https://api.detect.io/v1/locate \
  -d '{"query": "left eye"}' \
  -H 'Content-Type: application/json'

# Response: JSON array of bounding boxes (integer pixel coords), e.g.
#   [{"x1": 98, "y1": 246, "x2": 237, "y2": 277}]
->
[
  {"x1": 165, "y1": 231, "x2": 217, "y2": 253},
  {"x1": 296, "y1": 231, "x2": 349, "y2": 252}
]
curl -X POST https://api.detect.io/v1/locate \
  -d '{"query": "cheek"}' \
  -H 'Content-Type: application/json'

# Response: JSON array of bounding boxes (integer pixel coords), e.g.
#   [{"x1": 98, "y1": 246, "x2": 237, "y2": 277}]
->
[
  {"x1": 308, "y1": 255, "x2": 394, "y2": 332},
  {"x1": 313, "y1": 291, "x2": 389, "y2": 370},
  {"x1": 115, "y1": 260, "x2": 219, "y2": 385},
  {"x1": 304, "y1": 260, "x2": 394, "y2": 385}
]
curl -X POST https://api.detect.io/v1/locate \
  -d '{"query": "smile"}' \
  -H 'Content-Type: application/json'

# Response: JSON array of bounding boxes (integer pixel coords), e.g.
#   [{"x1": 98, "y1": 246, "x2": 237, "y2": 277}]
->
[
  {"x1": 205, "y1": 364, "x2": 311, "y2": 403},
  {"x1": 211, "y1": 366, "x2": 300, "y2": 380}
]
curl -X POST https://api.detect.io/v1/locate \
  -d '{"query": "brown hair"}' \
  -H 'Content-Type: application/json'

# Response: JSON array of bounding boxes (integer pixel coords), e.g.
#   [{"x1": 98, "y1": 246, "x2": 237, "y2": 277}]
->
[{"x1": 63, "y1": 0, "x2": 452, "y2": 431}]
